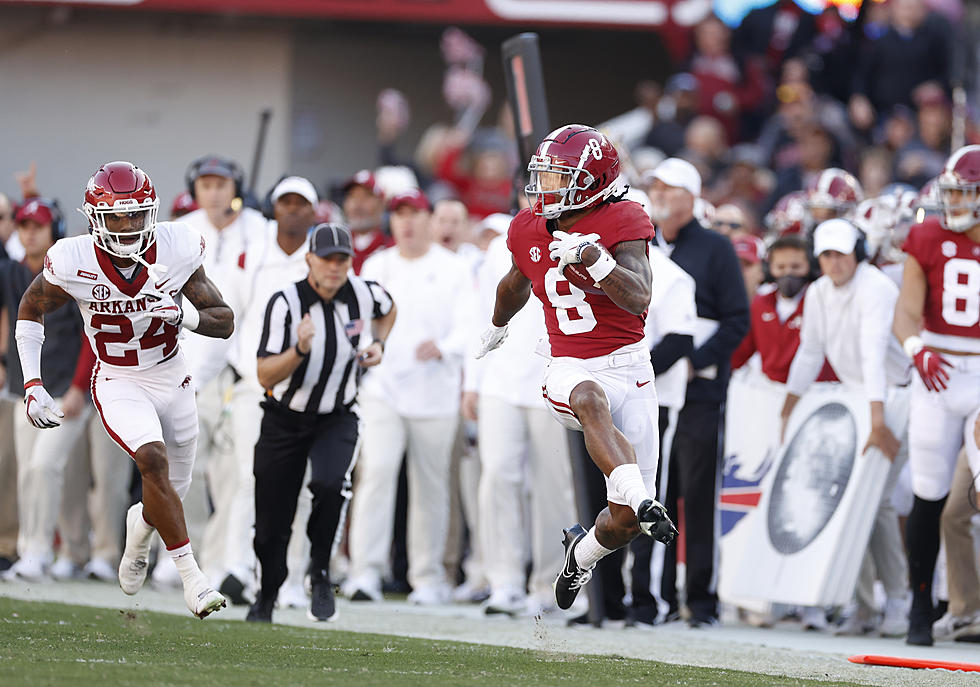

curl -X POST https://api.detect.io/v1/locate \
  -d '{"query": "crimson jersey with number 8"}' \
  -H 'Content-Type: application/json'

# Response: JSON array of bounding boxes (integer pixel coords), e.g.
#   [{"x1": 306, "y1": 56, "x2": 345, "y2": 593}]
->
[
  {"x1": 507, "y1": 201, "x2": 654, "y2": 359},
  {"x1": 42, "y1": 221, "x2": 206, "y2": 371},
  {"x1": 903, "y1": 217, "x2": 980, "y2": 353}
]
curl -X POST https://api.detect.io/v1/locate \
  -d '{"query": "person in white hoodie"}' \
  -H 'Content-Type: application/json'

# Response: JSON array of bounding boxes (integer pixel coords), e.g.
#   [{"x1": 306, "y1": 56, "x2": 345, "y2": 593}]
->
[
  {"x1": 781, "y1": 218, "x2": 911, "y2": 637},
  {"x1": 343, "y1": 188, "x2": 476, "y2": 605}
]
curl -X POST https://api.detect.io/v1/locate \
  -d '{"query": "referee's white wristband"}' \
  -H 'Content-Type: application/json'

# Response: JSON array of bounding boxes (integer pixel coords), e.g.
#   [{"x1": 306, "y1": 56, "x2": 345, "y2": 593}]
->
[
  {"x1": 903, "y1": 335, "x2": 924, "y2": 358},
  {"x1": 585, "y1": 249, "x2": 617, "y2": 283}
]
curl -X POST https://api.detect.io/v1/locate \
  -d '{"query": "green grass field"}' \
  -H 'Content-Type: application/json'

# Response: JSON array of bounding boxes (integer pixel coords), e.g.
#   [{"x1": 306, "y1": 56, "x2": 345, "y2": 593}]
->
[{"x1": 0, "y1": 598, "x2": 867, "y2": 686}]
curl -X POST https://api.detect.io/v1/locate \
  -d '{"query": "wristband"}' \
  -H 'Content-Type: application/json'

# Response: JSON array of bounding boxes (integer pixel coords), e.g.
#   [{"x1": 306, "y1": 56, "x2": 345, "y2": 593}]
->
[
  {"x1": 585, "y1": 249, "x2": 617, "y2": 283},
  {"x1": 181, "y1": 305, "x2": 200, "y2": 331},
  {"x1": 295, "y1": 343, "x2": 310, "y2": 358},
  {"x1": 24, "y1": 379, "x2": 43, "y2": 390},
  {"x1": 903, "y1": 335, "x2": 924, "y2": 358}
]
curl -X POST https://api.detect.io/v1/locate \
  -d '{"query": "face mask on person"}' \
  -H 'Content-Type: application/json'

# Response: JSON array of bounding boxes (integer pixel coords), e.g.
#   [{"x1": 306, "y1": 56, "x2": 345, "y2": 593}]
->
[{"x1": 776, "y1": 274, "x2": 808, "y2": 298}]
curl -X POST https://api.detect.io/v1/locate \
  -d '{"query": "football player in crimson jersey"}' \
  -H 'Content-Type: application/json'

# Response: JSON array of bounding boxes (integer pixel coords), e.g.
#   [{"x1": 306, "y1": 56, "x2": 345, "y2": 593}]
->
[
  {"x1": 14, "y1": 161, "x2": 233, "y2": 619},
  {"x1": 893, "y1": 145, "x2": 980, "y2": 646},
  {"x1": 476, "y1": 124, "x2": 677, "y2": 612}
]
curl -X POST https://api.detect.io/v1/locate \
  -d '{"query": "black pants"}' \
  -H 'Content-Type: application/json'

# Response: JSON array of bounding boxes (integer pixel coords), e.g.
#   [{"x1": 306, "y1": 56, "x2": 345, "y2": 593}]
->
[
  {"x1": 661, "y1": 400, "x2": 723, "y2": 621},
  {"x1": 629, "y1": 405, "x2": 671, "y2": 624},
  {"x1": 253, "y1": 402, "x2": 358, "y2": 600}
]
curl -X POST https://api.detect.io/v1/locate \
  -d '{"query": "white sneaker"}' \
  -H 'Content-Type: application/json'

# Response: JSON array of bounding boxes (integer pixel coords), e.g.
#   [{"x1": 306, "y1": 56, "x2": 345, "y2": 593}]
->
[
  {"x1": 879, "y1": 597, "x2": 909, "y2": 637},
  {"x1": 835, "y1": 612, "x2": 874, "y2": 636},
  {"x1": 483, "y1": 588, "x2": 526, "y2": 616},
  {"x1": 933, "y1": 610, "x2": 980, "y2": 641},
  {"x1": 453, "y1": 580, "x2": 491, "y2": 604},
  {"x1": 407, "y1": 584, "x2": 451, "y2": 606},
  {"x1": 341, "y1": 575, "x2": 382, "y2": 602},
  {"x1": 278, "y1": 582, "x2": 308, "y2": 609},
  {"x1": 802, "y1": 606, "x2": 829, "y2": 631},
  {"x1": 118, "y1": 504, "x2": 152, "y2": 595},
  {"x1": 4, "y1": 555, "x2": 49, "y2": 582},
  {"x1": 50, "y1": 557, "x2": 83, "y2": 581},
  {"x1": 84, "y1": 558, "x2": 117, "y2": 583},
  {"x1": 184, "y1": 573, "x2": 227, "y2": 619}
]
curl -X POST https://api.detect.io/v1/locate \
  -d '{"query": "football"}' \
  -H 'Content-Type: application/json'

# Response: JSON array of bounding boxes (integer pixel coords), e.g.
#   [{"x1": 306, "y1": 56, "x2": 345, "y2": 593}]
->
[{"x1": 562, "y1": 241, "x2": 612, "y2": 295}]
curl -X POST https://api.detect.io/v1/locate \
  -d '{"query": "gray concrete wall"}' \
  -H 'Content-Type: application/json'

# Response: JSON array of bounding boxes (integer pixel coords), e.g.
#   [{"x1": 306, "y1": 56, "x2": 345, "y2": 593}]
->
[{"x1": 0, "y1": 9, "x2": 292, "y2": 235}]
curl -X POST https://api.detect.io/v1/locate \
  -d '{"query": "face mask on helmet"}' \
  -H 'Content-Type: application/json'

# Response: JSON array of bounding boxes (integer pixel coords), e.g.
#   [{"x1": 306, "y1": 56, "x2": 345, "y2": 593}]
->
[
  {"x1": 89, "y1": 203, "x2": 158, "y2": 259},
  {"x1": 525, "y1": 156, "x2": 599, "y2": 219},
  {"x1": 939, "y1": 181, "x2": 980, "y2": 233}
]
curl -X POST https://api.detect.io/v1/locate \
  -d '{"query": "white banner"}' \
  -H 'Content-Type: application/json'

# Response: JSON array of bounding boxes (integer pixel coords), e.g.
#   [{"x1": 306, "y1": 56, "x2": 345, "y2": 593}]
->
[{"x1": 719, "y1": 371, "x2": 893, "y2": 608}]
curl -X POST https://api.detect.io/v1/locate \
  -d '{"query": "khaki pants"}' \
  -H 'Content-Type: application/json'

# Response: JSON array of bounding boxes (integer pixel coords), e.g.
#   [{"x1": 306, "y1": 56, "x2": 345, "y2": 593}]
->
[
  {"x1": 0, "y1": 398, "x2": 18, "y2": 559},
  {"x1": 942, "y1": 448, "x2": 980, "y2": 618}
]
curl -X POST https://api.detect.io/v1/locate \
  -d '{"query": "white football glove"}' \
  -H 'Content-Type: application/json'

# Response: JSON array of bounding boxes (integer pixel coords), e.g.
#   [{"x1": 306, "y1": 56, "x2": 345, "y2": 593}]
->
[
  {"x1": 145, "y1": 291, "x2": 184, "y2": 328},
  {"x1": 548, "y1": 230, "x2": 601, "y2": 274},
  {"x1": 24, "y1": 383, "x2": 64, "y2": 429},
  {"x1": 475, "y1": 323, "x2": 509, "y2": 359}
]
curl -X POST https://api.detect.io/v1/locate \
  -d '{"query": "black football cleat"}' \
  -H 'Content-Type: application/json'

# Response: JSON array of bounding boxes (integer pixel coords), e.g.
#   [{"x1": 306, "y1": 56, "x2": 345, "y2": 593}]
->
[
  {"x1": 309, "y1": 570, "x2": 337, "y2": 622},
  {"x1": 554, "y1": 524, "x2": 593, "y2": 611},
  {"x1": 637, "y1": 499, "x2": 678, "y2": 544},
  {"x1": 246, "y1": 593, "x2": 274, "y2": 623}
]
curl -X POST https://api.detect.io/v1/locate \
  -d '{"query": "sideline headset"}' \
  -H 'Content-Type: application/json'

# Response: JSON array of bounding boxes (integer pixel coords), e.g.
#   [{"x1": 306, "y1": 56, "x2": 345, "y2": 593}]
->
[{"x1": 184, "y1": 155, "x2": 246, "y2": 201}]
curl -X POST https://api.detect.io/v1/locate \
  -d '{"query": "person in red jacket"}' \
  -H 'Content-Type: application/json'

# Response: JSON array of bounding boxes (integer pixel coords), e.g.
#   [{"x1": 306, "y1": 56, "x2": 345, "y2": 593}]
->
[
  {"x1": 340, "y1": 170, "x2": 393, "y2": 274},
  {"x1": 732, "y1": 234, "x2": 836, "y2": 383}
]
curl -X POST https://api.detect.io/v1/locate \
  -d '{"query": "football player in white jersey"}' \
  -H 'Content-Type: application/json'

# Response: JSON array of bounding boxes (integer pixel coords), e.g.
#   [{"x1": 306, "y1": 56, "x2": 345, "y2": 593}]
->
[{"x1": 14, "y1": 161, "x2": 234, "y2": 619}]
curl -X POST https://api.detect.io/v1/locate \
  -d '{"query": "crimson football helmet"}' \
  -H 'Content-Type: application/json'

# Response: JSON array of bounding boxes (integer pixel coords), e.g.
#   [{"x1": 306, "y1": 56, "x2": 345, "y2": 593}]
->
[
  {"x1": 938, "y1": 145, "x2": 980, "y2": 232},
  {"x1": 805, "y1": 167, "x2": 864, "y2": 216},
  {"x1": 83, "y1": 161, "x2": 159, "y2": 259},
  {"x1": 525, "y1": 124, "x2": 621, "y2": 219},
  {"x1": 764, "y1": 191, "x2": 808, "y2": 239}
]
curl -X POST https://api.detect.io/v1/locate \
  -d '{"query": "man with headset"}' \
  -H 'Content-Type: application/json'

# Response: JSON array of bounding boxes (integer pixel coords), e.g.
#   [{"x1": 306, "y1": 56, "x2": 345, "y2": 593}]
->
[
  {"x1": 162, "y1": 155, "x2": 269, "y2": 596},
  {"x1": 0, "y1": 199, "x2": 85, "y2": 580},
  {"x1": 781, "y1": 218, "x2": 911, "y2": 636}
]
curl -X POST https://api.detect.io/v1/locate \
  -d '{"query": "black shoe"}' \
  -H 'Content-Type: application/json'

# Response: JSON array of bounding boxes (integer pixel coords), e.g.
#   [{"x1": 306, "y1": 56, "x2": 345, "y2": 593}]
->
[
  {"x1": 907, "y1": 596, "x2": 934, "y2": 646},
  {"x1": 309, "y1": 572, "x2": 336, "y2": 622},
  {"x1": 0, "y1": 557, "x2": 12, "y2": 573},
  {"x1": 554, "y1": 524, "x2": 593, "y2": 611},
  {"x1": 688, "y1": 614, "x2": 720, "y2": 629},
  {"x1": 246, "y1": 593, "x2": 274, "y2": 623},
  {"x1": 220, "y1": 574, "x2": 250, "y2": 606},
  {"x1": 637, "y1": 499, "x2": 678, "y2": 544}
]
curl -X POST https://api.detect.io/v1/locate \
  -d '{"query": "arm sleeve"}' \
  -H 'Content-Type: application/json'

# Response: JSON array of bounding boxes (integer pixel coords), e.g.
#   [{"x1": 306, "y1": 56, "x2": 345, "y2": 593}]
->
[
  {"x1": 785, "y1": 290, "x2": 826, "y2": 396},
  {"x1": 858, "y1": 275, "x2": 897, "y2": 403},
  {"x1": 256, "y1": 292, "x2": 291, "y2": 358},
  {"x1": 651, "y1": 333, "x2": 694, "y2": 375},
  {"x1": 71, "y1": 333, "x2": 96, "y2": 392},
  {"x1": 689, "y1": 240, "x2": 750, "y2": 370},
  {"x1": 365, "y1": 280, "x2": 394, "y2": 319}
]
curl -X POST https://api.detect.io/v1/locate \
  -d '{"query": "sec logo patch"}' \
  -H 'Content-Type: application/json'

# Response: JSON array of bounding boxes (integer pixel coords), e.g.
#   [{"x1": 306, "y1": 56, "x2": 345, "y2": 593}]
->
[
  {"x1": 529, "y1": 246, "x2": 541, "y2": 263},
  {"x1": 92, "y1": 284, "x2": 110, "y2": 301}
]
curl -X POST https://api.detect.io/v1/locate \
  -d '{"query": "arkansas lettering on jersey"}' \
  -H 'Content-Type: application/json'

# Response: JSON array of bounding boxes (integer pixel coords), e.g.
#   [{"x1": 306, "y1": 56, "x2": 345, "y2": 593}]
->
[
  {"x1": 903, "y1": 217, "x2": 980, "y2": 353},
  {"x1": 42, "y1": 222, "x2": 207, "y2": 371},
  {"x1": 508, "y1": 200, "x2": 654, "y2": 358}
]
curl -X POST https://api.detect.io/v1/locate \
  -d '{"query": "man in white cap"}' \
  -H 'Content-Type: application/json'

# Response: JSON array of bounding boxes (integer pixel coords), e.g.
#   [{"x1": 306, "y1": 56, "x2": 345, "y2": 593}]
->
[
  {"x1": 207, "y1": 175, "x2": 320, "y2": 603},
  {"x1": 781, "y1": 218, "x2": 911, "y2": 636},
  {"x1": 647, "y1": 157, "x2": 749, "y2": 627}
]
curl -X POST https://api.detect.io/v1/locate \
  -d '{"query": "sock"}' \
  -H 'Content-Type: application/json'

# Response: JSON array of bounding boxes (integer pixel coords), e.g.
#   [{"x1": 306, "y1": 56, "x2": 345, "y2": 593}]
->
[
  {"x1": 125, "y1": 505, "x2": 155, "y2": 556},
  {"x1": 574, "y1": 527, "x2": 613, "y2": 570},
  {"x1": 608, "y1": 463, "x2": 651, "y2": 515},
  {"x1": 168, "y1": 540, "x2": 203, "y2": 585}
]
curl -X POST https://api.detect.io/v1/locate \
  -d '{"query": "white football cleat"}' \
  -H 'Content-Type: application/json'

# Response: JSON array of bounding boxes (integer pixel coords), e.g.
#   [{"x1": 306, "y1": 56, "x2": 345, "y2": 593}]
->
[
  {"x1": 184, "y1": 574, "x2": 227, "y2": 619},
  {"x1": 118, "y1": 504, "x2": 152, "y2": 595}
]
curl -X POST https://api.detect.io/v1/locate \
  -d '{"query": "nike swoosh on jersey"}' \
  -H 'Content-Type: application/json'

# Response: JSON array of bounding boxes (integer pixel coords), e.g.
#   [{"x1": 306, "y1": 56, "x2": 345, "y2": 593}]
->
[{"x1": 636, "y1": 380, "x2": 651, "y2": 388}]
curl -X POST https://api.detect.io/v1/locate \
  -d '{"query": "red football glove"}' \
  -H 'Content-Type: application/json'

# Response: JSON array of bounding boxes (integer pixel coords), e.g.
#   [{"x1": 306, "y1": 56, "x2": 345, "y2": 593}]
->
[{"x1": 911, "y1": 344, "x2": 952, "y2": 392}]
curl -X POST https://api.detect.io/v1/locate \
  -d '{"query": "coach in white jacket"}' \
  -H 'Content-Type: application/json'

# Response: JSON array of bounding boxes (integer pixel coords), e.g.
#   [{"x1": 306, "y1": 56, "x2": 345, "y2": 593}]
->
[
  {"x1": 465, "y1": 232, "x2": 576, "y2": 615},
  {"x1": 344, "y1": 189, "x2": 476, "y2": 605},
  {"x1": 781, "y1": 218, "x2": 911, "y2": 635}
]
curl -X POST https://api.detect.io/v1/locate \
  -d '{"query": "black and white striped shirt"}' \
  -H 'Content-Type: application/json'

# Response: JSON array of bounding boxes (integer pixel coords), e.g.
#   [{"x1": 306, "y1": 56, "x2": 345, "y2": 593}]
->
[{"x1": 257, "y1": 275, "x2": 393, "y2": 414}]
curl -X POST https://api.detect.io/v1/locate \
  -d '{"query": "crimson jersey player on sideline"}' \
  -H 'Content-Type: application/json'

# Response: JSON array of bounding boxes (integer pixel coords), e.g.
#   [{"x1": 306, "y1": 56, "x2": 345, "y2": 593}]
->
[
  {"x1": 476, "y1": 124, "x2": 677, "y2": 611},
  {"x1": 14, "y1": 161, "x2": 234, "y2": 619},
  {"x1": 893, "y1": 145, "x2": 980, "y2": 646}
]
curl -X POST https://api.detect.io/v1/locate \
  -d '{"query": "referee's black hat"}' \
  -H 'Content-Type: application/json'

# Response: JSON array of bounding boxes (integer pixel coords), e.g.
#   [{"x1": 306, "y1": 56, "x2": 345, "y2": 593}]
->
[{"x1": 310, "y1": 223, "x2": 354, "y2": 257}]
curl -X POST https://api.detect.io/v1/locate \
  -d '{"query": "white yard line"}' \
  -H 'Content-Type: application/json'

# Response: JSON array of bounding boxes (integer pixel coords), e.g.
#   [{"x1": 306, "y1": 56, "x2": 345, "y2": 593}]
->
[{"x1": 2, "y1": 579, "x2": 978, "y2": 686}]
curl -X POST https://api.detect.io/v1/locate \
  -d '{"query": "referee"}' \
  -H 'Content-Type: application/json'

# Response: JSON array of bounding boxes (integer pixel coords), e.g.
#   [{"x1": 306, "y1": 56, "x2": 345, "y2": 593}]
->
[{"x1": 246, "y1": 223, "x2": 396, "y2": 624}]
